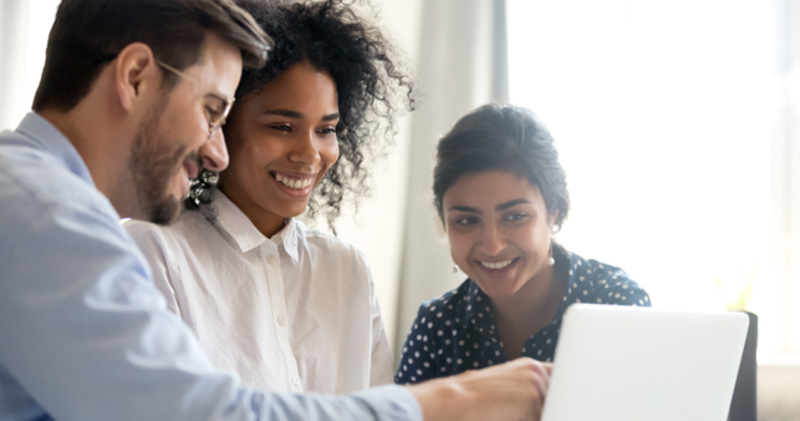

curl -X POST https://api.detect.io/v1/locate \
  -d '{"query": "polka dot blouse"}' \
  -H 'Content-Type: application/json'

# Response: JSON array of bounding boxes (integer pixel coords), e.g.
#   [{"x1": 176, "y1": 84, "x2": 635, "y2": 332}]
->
[{"x1": 394, "y1": 248, "x2": 651, "y2": 384}]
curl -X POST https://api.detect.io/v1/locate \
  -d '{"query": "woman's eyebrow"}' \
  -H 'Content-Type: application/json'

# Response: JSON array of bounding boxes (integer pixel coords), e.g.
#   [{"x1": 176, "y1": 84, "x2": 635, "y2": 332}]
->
[
  {"x1": 263, "y1": 109, "x2": 303, "y2": 118},
  {"x1": 447, "y1": 199, "x2": 533, "y2": 213},
  {"x1": 447, "y1": 205, "x2": 480, "y2": 213},
  {"x1": 262, "y1": 110, "x2": 340, "y2": 122},
  {"x1": 495, "y1": 199, "x2": 532, "y2": 211}
]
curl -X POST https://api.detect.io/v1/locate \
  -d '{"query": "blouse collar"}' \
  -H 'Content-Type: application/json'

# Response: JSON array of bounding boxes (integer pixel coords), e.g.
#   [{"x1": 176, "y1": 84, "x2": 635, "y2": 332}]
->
[{"x1": 211, "y1": 191, "x2": 301, "y2": 263}]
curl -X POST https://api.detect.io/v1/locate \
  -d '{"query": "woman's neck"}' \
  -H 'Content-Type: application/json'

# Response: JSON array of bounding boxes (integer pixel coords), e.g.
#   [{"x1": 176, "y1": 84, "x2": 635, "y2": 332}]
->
[
  {"x1": 218, "y1": 185, "x2": 287, "y2": 238},
  {"x1": 490, "y1": 263, "x2": 565, "y2": 359}
]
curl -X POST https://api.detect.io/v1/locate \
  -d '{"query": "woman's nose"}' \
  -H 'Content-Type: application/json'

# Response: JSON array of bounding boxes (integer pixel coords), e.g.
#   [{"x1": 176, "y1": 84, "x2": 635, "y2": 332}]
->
[
  {"x1": 478, "y1": 223, "x2": 506, "y2": 255},
  {"x1": 288, "y1": 131, "x2": 320, "y2": 165}
]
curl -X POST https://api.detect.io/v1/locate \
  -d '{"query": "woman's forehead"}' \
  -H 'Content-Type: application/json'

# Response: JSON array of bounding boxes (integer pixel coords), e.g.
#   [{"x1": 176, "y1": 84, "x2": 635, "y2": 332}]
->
[{"x1": 444, "y1": 171, "x2": 543, "y2": 207}]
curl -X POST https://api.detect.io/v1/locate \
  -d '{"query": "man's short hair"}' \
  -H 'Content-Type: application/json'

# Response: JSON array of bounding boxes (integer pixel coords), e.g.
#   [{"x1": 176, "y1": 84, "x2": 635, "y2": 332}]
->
[{"x1": 32, "y1": 0, "x2": 272, "y2": 112}]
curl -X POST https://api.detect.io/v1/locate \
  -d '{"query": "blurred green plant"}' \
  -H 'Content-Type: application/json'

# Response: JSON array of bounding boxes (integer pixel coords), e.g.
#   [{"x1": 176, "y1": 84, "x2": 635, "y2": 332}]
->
[{"x1": 714, "y1": 262, "x2": 757, "y2": 311}]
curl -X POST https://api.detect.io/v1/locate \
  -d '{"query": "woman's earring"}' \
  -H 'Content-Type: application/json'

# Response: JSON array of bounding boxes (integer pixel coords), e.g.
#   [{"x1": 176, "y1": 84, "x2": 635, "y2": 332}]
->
[
  {"x1": 452, "y1": 264, "x2": 460, "y2": 273},
  {"x1": 548, "y1": 221, "x2": 558, "y2": 266}
]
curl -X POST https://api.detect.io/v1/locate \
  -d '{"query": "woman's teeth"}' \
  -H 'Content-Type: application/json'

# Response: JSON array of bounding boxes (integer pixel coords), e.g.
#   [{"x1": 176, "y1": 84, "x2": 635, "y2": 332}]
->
[
  {"x1": 480, "y1": 259, "x2": 514, "y2": 270},
  {"x1": 275, "y1": 173, "x2": 313, "y2": 190}
]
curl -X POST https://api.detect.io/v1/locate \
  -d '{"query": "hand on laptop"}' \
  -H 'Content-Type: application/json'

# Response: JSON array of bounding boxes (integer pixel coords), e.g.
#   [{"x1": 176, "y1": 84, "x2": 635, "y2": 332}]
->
[{"x1": 407, "y1": 357, "x2": 551, "y2": 421}]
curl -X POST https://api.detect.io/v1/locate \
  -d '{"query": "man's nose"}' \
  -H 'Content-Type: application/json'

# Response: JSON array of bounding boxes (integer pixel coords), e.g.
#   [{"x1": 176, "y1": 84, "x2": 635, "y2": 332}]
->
[{"x1": 199, "y1": 129, "x2": 229, "y2": 172}]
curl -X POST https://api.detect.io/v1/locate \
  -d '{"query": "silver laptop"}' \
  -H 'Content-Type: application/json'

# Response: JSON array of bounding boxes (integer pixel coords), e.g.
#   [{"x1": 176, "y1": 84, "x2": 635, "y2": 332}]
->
[{"x1": 541, "y1": 304, "x2": 749, "y2": 421}]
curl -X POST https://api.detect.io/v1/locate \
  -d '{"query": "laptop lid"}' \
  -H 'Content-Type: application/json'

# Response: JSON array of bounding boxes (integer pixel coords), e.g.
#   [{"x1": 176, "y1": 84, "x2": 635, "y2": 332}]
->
[{"x1": 541, "y1": 304, "x2": 749, "y2": 421}]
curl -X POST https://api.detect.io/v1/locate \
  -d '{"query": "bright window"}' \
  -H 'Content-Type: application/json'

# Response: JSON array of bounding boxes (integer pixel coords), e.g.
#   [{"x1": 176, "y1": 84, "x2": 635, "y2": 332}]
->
[{"x1": 507, "y1": 0, "x2": 797, "y2": 361}]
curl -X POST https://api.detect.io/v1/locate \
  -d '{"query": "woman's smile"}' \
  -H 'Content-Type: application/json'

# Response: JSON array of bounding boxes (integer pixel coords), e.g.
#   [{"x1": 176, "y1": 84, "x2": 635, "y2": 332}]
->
[
  {"x1": 477, "y1": 257, "x2": 517, "y2": 270},
  {"x1": 272, "y1": 171, "x2": 316, "y2": 193}
]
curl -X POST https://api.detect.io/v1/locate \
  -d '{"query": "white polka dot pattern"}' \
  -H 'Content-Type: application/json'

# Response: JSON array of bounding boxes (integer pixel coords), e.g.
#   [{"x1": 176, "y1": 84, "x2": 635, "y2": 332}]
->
[{"x1": 394, "y1": 250, "x2": 651, "y2": 384}]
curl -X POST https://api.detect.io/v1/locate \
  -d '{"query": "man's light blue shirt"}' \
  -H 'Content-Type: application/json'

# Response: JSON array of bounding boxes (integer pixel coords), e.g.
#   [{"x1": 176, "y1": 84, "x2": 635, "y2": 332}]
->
[{"x1": 0, "y1": 113, "x2": 422, "y2": 421}]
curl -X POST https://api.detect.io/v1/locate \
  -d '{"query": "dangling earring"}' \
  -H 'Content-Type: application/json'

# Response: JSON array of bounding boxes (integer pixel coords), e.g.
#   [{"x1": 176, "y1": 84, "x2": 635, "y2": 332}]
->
[
  {"x1": 548, "y1": 243, "x2": 555, "y2": 266},
  {"x1": 452, "y1": 264, "x2": 460, "y2": 273}
]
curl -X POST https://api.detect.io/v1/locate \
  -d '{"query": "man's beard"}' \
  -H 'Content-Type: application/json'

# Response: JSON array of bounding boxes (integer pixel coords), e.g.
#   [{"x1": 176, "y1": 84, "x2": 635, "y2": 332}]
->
[{"x1": 127, "y1": 103, "x2": 192, "y2": 225}]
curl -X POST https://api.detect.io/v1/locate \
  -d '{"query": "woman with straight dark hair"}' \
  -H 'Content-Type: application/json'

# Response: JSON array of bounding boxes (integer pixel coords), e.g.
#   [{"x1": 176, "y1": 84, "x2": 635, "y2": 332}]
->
[{"x1": 396, "y1": 104, "x2": 650, "y2": 384}]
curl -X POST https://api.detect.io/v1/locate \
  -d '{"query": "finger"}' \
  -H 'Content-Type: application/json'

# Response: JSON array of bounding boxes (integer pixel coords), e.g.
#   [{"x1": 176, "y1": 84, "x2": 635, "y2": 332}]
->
[
  {"x1": 531, "y1": 368, "x2": 548, "y2": 405},
  {"x1": 512, "y1": 357, "x2": 551, "y2": 379}
]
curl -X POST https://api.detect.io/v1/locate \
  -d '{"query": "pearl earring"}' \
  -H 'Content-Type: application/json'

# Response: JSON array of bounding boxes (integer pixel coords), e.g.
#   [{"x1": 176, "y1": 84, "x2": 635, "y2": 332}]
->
[{"x1": 452, "y1": 264, "x2": 460, "y2": 273}]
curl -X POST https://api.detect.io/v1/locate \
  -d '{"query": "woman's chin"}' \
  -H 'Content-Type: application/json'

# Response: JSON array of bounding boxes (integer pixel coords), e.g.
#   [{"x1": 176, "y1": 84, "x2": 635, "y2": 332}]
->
[
  {"x1": 281, "y1": 204, "x2": 308, "y2": 219},
  {"x1": 473, "y1": 279, "x2": 523, "y2": 299}
]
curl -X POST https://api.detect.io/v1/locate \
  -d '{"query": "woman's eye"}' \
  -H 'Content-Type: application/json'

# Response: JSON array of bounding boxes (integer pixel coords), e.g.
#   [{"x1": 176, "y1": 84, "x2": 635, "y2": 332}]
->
[
  {"x1": 453, "y1": 217, "x2": 478, "y2": 226},
  {"x1": 318, "y1": 127, "x2": 337, "y2": 135},
  {"x1": 270, "y1": 124, "x2": 292, "y2": 132},
  {"x1": 506, "y1": 213, "x2": 528, "y2": 222}
]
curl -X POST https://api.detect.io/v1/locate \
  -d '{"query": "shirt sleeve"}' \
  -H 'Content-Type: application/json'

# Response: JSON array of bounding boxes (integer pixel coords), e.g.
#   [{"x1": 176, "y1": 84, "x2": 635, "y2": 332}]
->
[
  {"x1": 0, "y1": 190, "x2": 421, "y2": 421},
  {"x1": 395, "y1": 303, "x2": 440, "y2": 384},
  {"x1": 124, "y1": 219, "x2": 182, "y2": 317},
  {"x1": 594, "y1": 269, "x2": 651, "y2": 307}
]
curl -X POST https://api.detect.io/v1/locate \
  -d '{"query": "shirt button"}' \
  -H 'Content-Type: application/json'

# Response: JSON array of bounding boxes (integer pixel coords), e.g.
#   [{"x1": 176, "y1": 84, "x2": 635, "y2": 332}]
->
[
  {"x1": 277, "y1": 316, "x2": 286, "y2": 326},
  {"x1": 292, "y1": 377, "x2": 301, "y2": 387},
  {"x1": 266, "y1": 255, "x2": 277, "y2": 265}
]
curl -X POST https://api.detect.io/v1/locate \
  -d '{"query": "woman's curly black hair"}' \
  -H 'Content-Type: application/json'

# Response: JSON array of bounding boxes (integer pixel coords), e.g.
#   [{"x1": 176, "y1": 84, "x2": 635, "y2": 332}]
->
[{"x1": 184, "y1": 0, "x2": 415, "y2": 230}]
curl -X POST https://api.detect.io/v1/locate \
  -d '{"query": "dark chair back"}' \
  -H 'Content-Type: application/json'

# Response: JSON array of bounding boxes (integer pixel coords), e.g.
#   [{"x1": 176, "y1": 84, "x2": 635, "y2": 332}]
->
[{"x1": 728, "y1": 311, "x2": 758, "y2": 421}]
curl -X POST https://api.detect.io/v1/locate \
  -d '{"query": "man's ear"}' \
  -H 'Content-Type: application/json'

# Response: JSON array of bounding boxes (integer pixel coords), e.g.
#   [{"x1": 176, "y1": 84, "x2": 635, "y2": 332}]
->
[{"x1": 114, "y1": 43, "x2": 158, "y2": 112}]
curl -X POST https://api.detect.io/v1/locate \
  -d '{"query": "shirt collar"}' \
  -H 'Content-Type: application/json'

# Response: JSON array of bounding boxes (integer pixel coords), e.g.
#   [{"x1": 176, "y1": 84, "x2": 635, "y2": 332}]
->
[
  {"x1": 211, "y1": 191, "x2": 301, "y2": 263},
  {"x1": 212, "y1": 192, "x2": 269, "y2": 253},
  {"x1": 12, "y1": 112, "x2": 94, "y2": 187},
  {"x1": 463, "y1": 280, "x2": 493, "y2": 329},
  {"x1": 549, "y1": 250, "x2": 586, "y2": 326},
  {"x1": 271, "y1": 218, "x2": 300, "y2": 263}
]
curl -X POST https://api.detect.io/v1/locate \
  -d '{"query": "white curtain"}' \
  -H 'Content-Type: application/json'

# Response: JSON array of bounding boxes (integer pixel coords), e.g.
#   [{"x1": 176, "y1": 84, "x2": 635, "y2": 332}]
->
[
  {"x1": 0, "y1": 0, "x2": 30, "y2": 131},
  {"x1": 392, "y1": 0, "x2": 508, "y2": 354},
  {"x1": 0, "y1": 0, "x2": 58, "y2": 132}
]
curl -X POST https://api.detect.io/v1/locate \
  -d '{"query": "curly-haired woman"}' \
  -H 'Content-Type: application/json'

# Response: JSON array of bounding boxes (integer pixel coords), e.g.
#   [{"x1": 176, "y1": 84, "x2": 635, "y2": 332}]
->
[{"x1": 125, "y1": 0, "x2": 413, "y2": 394}]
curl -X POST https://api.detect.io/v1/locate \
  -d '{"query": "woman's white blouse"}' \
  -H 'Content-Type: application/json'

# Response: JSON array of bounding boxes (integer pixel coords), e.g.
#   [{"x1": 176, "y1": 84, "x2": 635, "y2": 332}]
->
[{"x1": 124, "y1": 192, "x2": 393, "y2": 394}]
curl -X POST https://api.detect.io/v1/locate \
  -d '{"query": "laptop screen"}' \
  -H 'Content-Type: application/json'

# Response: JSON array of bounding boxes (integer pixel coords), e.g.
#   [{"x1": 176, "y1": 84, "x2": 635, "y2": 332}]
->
[{"x1": 541, "y1": 304, "x2": 748, "y2": 421}]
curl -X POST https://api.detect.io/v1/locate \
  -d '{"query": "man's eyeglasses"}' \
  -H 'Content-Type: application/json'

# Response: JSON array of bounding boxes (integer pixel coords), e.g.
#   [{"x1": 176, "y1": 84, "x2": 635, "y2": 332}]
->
[{"x1": 154, "y1": 60, "x2": 235, "y2": 140}]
